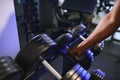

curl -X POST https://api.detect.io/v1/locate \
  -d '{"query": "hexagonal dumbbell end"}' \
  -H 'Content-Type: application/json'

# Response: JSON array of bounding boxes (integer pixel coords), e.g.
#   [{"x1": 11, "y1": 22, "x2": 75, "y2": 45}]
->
[
  {"x1": 90, "y1": 69, "x2": 105, "y2": 80},
  {"x1": 62, "y1": 64, "x2": 81, "y2": 80},
  {"x1": 62, "y1": 64, "x2": 91, "y2": 80},
  {"x1": 62, "y1": 64, "x2": 105, "y2": 80},
  {"x1": 91, "y1": 41, "x2": 104, "y2": 56},
  {"x1": 78, "y1": 50, "x2": 94, "y2": 70}
]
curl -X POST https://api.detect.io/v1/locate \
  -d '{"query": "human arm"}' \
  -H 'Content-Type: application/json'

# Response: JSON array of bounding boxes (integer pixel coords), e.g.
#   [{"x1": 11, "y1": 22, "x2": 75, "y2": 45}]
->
[{"x1": 68, "y1": 0, "x2": 120, "y2": 57}]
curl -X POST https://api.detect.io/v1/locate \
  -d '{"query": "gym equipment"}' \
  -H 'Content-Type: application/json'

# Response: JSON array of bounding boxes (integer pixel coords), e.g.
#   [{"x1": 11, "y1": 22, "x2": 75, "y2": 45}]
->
[
  {"x1": 55, "y1": 24, "x2": 104, "y2": 69},
  {"x1": 15, "y1": 33, "x2": 93, "y2": 71},
  {"x1": 0, "y1": 56, "x2": 105, "y2": 80},
  {"x1": 70, "y1": 24, "x2": 104, "y2": 56},
  {"x1": 55, "y1": 32, "x2": 94, "y2": 70},
  {"x1": 15, "y1": 34, "x2": 57, "y2": 71},
  {"x1": 70, "y1": 23, "x2": 87, "y2": 38},
  {"x1": 40, "y1": 60, "x2": 105, "y2": 80},
  {"x1": 90, "y1": 69, "x2": 105, "y2": 80},
  {"x1": 62, "y1": 64, "x2": 105, "y2": 80},
  {"x1": 39, "y1": 56, "x2": 62, "y2": 80},
  {"x1": 91, "y1": 41, "x2": 104, "y2": 56},
  {"x1": 0, "y1": 32, "x2": 105, "y2": 80},
  {"x1": 0, "y1": 56, "x2": 23, "y2": 80}
]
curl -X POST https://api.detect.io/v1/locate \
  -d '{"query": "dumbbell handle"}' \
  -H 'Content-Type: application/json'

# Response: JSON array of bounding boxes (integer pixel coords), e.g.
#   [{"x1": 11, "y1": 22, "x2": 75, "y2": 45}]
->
[
  {"x1": 69, "y1": 35, "x2": 85, "y2": 47},
  {"x1": 62, "y1": 35, "x2": 87, "y2": 62},
  {"x1": 79, "y1": 35, "x2": 103, "y2": 47},
  {"x1": 79, "y1": 35, "x2": 85, "y2": 40},
  {"x1": 39, "y1": 57, "x2": 62, "y2": 80}
]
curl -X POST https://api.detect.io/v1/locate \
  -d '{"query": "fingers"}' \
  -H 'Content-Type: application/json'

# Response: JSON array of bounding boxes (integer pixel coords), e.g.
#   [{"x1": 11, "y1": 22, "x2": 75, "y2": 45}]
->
[
  {"x1": 75, "y1": 51, "x2": 83, "y2": 57},
  {"x1": 66, "y1": 47, "x2": 75, "y2": 56},
  {"x1": 67, "y1": 47, "x2": 83, "y2": 60},
  {"x1": 70, "y1": 54, "x2": 80, "y2": 61}
]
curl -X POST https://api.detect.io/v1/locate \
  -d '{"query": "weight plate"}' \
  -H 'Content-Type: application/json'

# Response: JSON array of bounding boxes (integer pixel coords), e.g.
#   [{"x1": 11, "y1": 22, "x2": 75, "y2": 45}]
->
[
  {"x1": 84, "y1": 73, "x2": 91, "y2": 80},
  {"x1": 62, "y1": 64, "x2": 80, "y2": 80},
  {"x1": 90, "y1": 69, "x2": 105, "y2": 80},
  {"x1": 0, "y1": 56, "x2": 13, "y2": 63},
  {"x1": 75, "y1": 66, "x2": 84, "y2": 80},
  {"x1": 15, "y1": 34, "x2": 57, "y2": 71},
  {"x1": 76, "y1": 76, "x2": 82, "y2": 80},
  {"x1": 78, "y1": 50, "x2": 94, "y2": 70},
  {"x1": 80, "y1": 69, "x2": 87, "y2": 79},
  {"x1": 91, "y1": 41, "x2": 104, "y2": 56},
  {"x1": 55, "y1": 33, "x2": 73, "y2": 47},
  {"x1": 71, "y1": 24, "x2": 86, "y2": 37},
  {"x1": 0, "y1": 56, "x2": 23, "y2": 80},
  {"x1": 76, "y1": 66, "x2": 84, "y2": 76},
  {"x1": 69, "y1": 72, "x2": 79, "y2": 80},
  {"x1": 69, "y1": 64, "x2": 85, "y2": 80}
]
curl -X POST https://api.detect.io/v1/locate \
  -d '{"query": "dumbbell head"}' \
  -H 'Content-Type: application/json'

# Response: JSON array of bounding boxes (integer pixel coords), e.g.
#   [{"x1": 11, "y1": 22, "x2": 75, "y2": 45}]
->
[
  {"x1": 90, "y1": 69, "x2": 105, "y2": 80},
  {"x1": 62, "y1": 64, "x2": 91, "y2": 80},
  {"x1": 63, "y1": 64, "x2": 105, "y2": 80},
  {"x1": 62, "y1": 64, "x2": 81, "y2": 80},
  {"x1": 71, "y1": 25, "x2": 104, "y2": 56},
  {"x1": 73, "y1": 34, "x2": 104, "y2": 57},
  {"x1": 0, "y1": 56, "x2": 23, "y2": 80},
  {"x1": 78, "y1": 50, "x2": 94, "y2": 70},
  {"x1": 55, "y1": 33, "x2": 94, "y2": 69},
  {"x1": 71, "y1": 24, "x2": 86, "y2": 37},
  {"x1": 55, "y1": 33, "x2": 73, "y2": 47},
  {"x1": 55, "y1": 33, "x2": 73, "y2": 54},
  {"x1": 91, "y1": 41, "x2": 104, "y2": 56},
  {"x1": 15, "y1": 34, "x2": 57, "y2": 71}
]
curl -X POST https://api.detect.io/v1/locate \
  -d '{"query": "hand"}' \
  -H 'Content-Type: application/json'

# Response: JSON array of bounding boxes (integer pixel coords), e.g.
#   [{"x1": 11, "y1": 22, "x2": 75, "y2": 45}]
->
[{"x1": 67, "y1": 46, "x2": 84, "y2": 59}]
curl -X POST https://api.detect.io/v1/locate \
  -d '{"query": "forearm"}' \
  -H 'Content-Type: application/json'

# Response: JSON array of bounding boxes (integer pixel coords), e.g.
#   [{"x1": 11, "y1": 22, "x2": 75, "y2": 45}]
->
[
  {"x1": 67, "y1": 0, "x2": 120, "y2": 57},
  {"x1": 77, "y1": 12, "x2": 120, "y2": 52}
]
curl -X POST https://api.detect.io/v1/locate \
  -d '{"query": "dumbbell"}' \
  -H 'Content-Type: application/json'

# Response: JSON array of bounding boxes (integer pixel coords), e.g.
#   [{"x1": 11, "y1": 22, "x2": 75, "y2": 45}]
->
[
  {"x1": 62, "y1": 64, "x2": 105, "y2": 80},
  {"x1": 14, "y1": 33, "x2": 103, "y2": 80},
  {"x1": 70, "y1": 24, "x2": 104, "y2": 56},
  {"x1": 0, "y1": 56, "x2": 23, "y2": 80},
  {"x1": 90, "y1": 41, "x2": 104, "y2": 56},
  {"x1": 15, "y1": 34, "x2": 58, "y2": 72},
  {"x1": 14, "y1": 33, "x2": 93, "y2": 79},
  {"x1": 90, "y1": 69, "x2": 105, "y2": 80},
  {"x1": 55, "y1": 33, "x2": 94, "y2": 69},
  {"x1": 70, "y1": 23, "x2": 86, "y2": 38},
  {"x1": 15, "y1": 33, "x2": 79, "y2": 71},
  {"x1": 37, "y1": 60, "x2": 105, "y2": 80}
]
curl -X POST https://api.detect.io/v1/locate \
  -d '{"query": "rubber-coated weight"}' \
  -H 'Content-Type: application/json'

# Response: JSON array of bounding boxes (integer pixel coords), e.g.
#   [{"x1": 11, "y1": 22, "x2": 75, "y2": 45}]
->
[
  {"x1": 0, "y1": 56, "x2": 23, "y2": 80},
  {"x1": 91, "y1": 41, "x2": 104, "y2": 56},
  {"x1": 90, "y1": 69, "x2": 105, "y2": 80},
  {"x1": 62, "y1": 64, "x2": 80, "y2": 80},
  {"x1": 15, "y1": 34, "x2": 57, "y2": 71},
  {"x1": 55, "y1": 33, "x2": 73, "y2": 47}
]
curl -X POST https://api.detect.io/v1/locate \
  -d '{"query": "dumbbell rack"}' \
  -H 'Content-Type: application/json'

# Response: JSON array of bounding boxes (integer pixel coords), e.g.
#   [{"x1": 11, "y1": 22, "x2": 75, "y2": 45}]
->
[
  {"x1": 0, "y1": 55, "x2": 105, "y2": 80},
  {"x1": 0, "y1": 32, "x2": 105, "y2": 80}
]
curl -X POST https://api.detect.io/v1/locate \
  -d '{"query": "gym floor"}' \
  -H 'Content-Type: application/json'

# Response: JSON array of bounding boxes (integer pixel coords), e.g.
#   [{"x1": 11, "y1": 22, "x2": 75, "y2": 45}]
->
[{"x1": 89, "y1": 41, "x2": 120, "y2": 80}]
